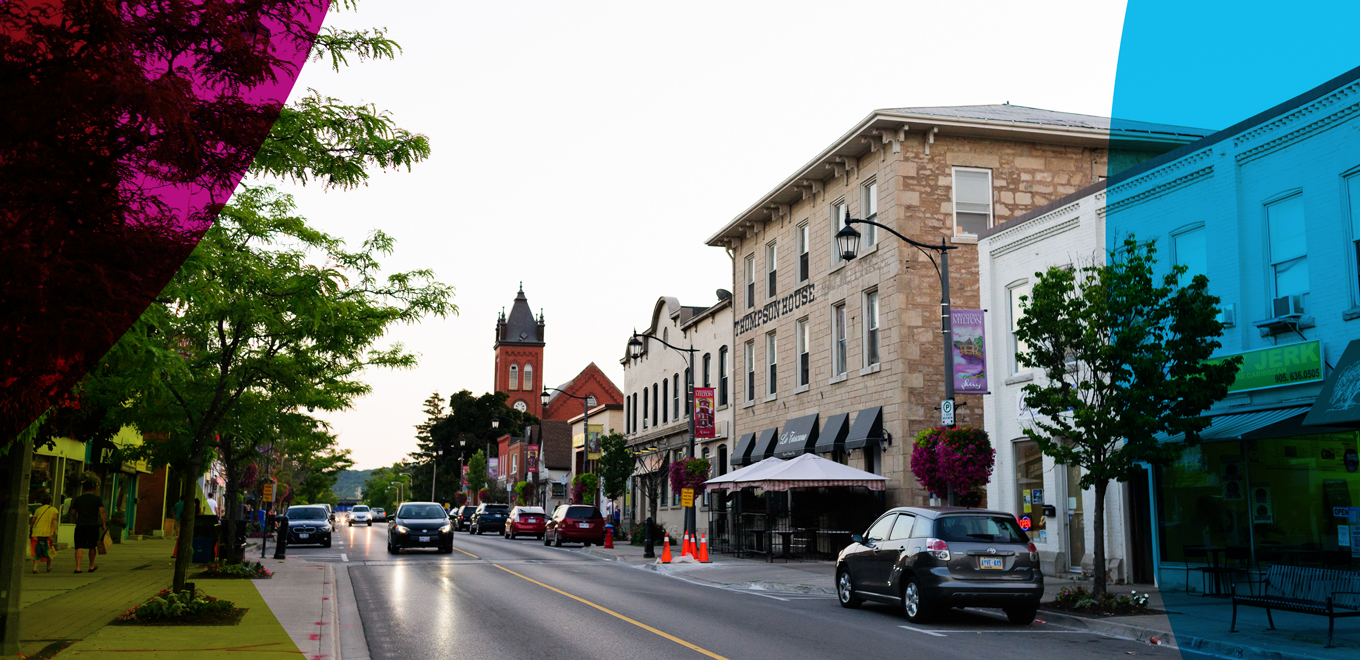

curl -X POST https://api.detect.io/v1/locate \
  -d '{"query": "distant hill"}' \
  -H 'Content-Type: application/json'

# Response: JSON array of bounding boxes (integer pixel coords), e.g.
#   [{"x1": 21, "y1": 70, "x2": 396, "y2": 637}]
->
[{"x1": 333, "y1": 469, "x2": 374, "y2": 500}]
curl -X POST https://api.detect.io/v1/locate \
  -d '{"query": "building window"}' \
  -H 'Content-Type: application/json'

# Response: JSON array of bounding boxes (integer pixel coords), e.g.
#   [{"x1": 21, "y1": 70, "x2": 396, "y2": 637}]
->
[
  {"x1": 702, "y1": 353, "x2": 711, "y2": 387},
  {"x1": 1267, "y1": 193, "x2": 1308, "y2": 298},
  {"x1": 523, "y1": 364, "x2": 533, "y2": 390},
  {"x1": 674, "y1": 373, "x2": 681, "y2": 419},
  {"x1": 830, "y1": 201, "x2": 847, "y2": 264},
  {"x1": 797, "y1": 222, "x2": 810, "y2": 282},
  {"x1": 633, "y1": 393, "x2": 639, "y2": 431},
  {"x1": 766, "y1": 332, "x2": 777, "y2": 397},
  {"x1": 719, "y1": 347, "x2": 729, "y2": 406},
  {"x1": 1348, "y1": 174, "x2": 1360, "y2": 302},
  {"x1": 672, "y1": 450, "x2": 683, "y2": 505},
  {"x1": 652, "y1": 383, "x2": 658, "y2": 427},
  {"x1": 745, "y1": 341, "x2": 755, "y2": 402},
  {"x1": 662, "y1": 378, "x2": 669, "y2": 424},
  {"x1": 766, "y1": 241, "x2": 778, "y2": 298},
  {"x1": 509, "y1": 364, "x2": 518, "y2": 390},
  {"x1": 1009, "y1": 283, "x2": 1030, "y2": 374},
  {"x1": 861, "y1": 178, "x2": 878, "y2": 247},
  {"x1": 953, "y1": 167, "x2": 993, "y2": 235},
  {"x1": 796, "y1": 318, "x2": 810, "y2": 388},
  {"x1": 625, "y1": 396, "x2": 631, "y2": 434},
  {"x1": 1014, "y1": 440, "x2": 1047, "y2": 539},
  {"x1": 832, "y1": 303, "x2": 847, "y2": 377},
  {"x1": 745, "y1": 255, "x2": 755, "y2": 309},
  {"x1": 863, "y1": 290, "x2": 879, "y2": 367},
  {"x1": 701, "y1": 447, "x2": 711, "y2": 509},
  {"x1": 1173, "y1": 225, "x2": 1208, "y2": 283},
  {"x1": 643, "y1": 388, "x2": 649, "y2": 429}
]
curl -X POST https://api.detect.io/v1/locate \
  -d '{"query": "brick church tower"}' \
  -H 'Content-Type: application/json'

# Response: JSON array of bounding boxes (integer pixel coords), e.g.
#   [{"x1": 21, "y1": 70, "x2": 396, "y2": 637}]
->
[{"x1": 494, "y1": 284, "x2": 546, "y2": 418}]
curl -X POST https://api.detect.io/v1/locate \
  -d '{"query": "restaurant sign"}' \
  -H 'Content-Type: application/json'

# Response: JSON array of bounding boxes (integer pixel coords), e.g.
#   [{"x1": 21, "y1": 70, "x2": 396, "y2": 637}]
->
[
  {"x1": 735, "y1": 283, "x2": 815, "y2": 336},
  {"x1": 1208, "y1": 340, "x2": 1323, "y2": 394}
]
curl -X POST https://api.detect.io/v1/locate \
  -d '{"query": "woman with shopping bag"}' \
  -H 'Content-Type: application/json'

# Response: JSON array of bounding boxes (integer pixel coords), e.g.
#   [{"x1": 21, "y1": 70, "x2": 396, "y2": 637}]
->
[
  {"x1": 29, "y1": 494, "x2": 59, "y2": 573},
  {"x1": 70, "y1": 473, "x2": 106, "y2": 573}
]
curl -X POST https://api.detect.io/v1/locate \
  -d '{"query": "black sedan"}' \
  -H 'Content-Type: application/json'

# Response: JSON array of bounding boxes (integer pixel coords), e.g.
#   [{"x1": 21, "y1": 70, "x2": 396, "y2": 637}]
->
[
  {"x1": 283, "y1": 505, "x2": 333, "y2": 547},
  {"x1": 468, "y1": 503, "x2": 509, "y2": 535},
  {"x1": 835, "y1": 506, "x2": 1043, "y2": 624},
  {"x1": 388, "y1": 501, "x2": 454, "y2": 554}
]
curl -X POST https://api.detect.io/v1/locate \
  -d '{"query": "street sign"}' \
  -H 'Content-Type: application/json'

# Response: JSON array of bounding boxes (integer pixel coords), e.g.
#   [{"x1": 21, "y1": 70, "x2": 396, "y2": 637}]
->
[
  {"x1": 262, "y1": 482, "x2": 275, "y2": 502},
  {"x1": 941, "y1": 399, "x2": 955, "y2": 426},
  {"x1": 681, "y1": 488, "x2": 695, "y2": 508}
]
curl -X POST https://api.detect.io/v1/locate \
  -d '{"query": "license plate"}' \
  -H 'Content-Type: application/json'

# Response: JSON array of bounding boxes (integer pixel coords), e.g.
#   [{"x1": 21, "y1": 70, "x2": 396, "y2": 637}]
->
[
  {"x1": 419, "y1": 536, "x2": 430, "y2": 542},
  {"x1": 298, "y1": 533, "x2": 309, "y2": 539},
  {"x1": 980, "y1": 557, "x2": 1004, "y2": 570},
  {"x1": 578, "y1": 523, "x2": 590, "y2": 528}
]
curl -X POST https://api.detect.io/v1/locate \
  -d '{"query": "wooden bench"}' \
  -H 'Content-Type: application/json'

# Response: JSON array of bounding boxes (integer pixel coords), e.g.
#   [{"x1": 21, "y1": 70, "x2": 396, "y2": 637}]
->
[{"x1": 1230, "y1": 565, "x2": 1360, "y2": 648}]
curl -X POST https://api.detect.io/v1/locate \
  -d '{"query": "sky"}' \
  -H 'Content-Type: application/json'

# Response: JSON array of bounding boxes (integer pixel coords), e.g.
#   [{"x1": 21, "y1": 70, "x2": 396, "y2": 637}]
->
[{"x1": 273, "y1": 0, "x2": 1130, "y2": 470}]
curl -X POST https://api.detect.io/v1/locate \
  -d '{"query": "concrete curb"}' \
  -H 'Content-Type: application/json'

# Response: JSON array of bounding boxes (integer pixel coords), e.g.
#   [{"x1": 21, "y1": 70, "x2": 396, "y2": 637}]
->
[{"x1": 1037, "y1": 609, "x2": 1339, "y2": 660}]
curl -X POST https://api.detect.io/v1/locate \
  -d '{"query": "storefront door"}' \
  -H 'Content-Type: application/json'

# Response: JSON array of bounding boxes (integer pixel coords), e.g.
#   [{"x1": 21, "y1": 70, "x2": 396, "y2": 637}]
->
[{"x1": 1066, "y1": 463, "x2": 1086, "y2": 572}]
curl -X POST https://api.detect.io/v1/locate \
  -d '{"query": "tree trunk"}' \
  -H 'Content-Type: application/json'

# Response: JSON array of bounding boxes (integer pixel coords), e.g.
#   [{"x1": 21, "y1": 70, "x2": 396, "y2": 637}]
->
[
  {"x1": 222, "y1": 454, "x2": 242, "y2": 565},
  {"x1": 1092, "y1": 479, "x2": 1108, "y2": 597},
  {"x1": 0, "y1": 442, "x2": 34, "y2": 656},
  {"x1": 172, "y1": 454, "x2": 202, "y2": 593}
]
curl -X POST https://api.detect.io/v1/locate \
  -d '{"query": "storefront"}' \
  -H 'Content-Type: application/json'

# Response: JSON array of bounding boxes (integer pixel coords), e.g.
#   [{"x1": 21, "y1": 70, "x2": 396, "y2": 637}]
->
[{"x1": 1151, "y1": 341, "x2": 1360, "y2": 590}]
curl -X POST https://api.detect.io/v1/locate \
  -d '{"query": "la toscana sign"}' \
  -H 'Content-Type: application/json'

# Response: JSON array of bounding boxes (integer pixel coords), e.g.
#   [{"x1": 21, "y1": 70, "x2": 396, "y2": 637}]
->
[
  {"x1": 1208, "y1": 340, "x2": 1324, "y2": 394},
  {"x1": 735, "y1": 283, "x2": 815, "y2": 336}
]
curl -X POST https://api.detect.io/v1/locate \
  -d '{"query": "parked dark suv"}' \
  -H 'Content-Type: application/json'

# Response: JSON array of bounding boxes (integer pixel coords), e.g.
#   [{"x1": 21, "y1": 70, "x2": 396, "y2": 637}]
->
[
  {"x1": 468, "y1": 503, "x2": 510, "y2": 535},
  {"x1": 835, "y1": 507, "x2": 1043, "y2": 624},
  {"x1": 452, "y1": 505, "x2": 477, "y2": 531},
  {"x1": 387, "y1": 501, "x2": 453, "y2": 554},
  {"x1": 283, "y1": 505, "x2": 333, "y2": 547},
  {"x1": 543, "y1": 505, "x2": 604, "y2": 547}
]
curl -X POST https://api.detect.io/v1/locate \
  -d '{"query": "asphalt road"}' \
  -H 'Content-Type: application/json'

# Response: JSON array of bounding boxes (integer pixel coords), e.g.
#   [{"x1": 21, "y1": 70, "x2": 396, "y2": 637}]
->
[{"x1": 285, "y1": 522, "x2": 1202, "y2": 660}]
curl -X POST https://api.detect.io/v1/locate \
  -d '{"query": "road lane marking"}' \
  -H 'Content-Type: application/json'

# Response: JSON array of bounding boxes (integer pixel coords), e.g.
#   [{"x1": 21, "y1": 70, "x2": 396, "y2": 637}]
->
[
  {"x1": 341, "y1": 554, "x2": 349, "y2": 562},
  {"x1": 493, "y1": 564, "x2": 730, "y2": 660},
  {"x1": 452, "y1": 546, "x2": 479, "y2": 559},
  {"x1": 899, "y1": 625, "x2": 948, "y2": 637}
]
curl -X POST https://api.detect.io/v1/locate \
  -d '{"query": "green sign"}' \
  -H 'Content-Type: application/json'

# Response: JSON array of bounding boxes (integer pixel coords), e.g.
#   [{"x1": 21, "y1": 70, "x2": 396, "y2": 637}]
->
[{"x1": 1209, "y1": 340, "x2": 1324, "y2": 393}]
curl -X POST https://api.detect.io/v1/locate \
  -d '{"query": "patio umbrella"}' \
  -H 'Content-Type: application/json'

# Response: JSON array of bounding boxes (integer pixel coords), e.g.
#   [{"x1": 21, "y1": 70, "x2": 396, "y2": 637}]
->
[
  {"x1": 727, "y1": 452, "x2": 887, "y2": 491},
  {"x1": 703, "y1": 456, "x2": 787, "y2": 491}
]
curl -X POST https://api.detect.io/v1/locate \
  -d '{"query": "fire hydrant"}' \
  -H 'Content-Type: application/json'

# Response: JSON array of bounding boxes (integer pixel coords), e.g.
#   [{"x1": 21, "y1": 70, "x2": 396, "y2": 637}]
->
[{"x1": 604, "y1": 524, "x2": 615, "y2": 549}]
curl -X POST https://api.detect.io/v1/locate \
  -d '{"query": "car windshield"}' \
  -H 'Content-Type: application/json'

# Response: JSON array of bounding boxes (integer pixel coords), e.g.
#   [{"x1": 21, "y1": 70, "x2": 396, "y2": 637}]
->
[
  {"x1": 398, "y1": 504, "x2": 446, "y2": 519},
  {"x1": 287, "y1": 507, "x2": 326, "y2": 520},
  {"x1": 935, "y1": 515, "x2": 1029, "y2": 544},
  {"x1": 565, "y1": 506, "x2": 602, "y2": 520},
  {"x1": 460, "y1": 507, "x2": 476, "y2": 515},
  {"x1": 353, "y1": 506, "x2": 369, "y2": 512},
  {"x1": 483, "y1": 506, "x2": 508, "y2": 514}
]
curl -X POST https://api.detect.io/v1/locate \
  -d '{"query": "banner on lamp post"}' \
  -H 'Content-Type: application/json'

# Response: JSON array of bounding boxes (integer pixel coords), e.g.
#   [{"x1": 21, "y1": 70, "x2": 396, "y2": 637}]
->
[
  {"x1": 585, "y1": 425, "x2": 603, "y2": 460},
  {"x1": 526, "y1": 444, "x2": 539, "y2": 474},
  {"x1": 461, "y1": 464, "x2": 469, "y2": 488},
  {"x1": 488, "y1": 457, "x2": 499, "y2": 480},
  {"x1": 951, "y1": 309, "x2": 987, "y2": 393},
  {"x1": 694, "y1": 387, "x2": 716, "y2": 438}
]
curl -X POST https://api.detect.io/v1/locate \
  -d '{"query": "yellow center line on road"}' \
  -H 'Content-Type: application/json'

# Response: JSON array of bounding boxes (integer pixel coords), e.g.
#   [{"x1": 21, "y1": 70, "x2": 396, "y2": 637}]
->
[
  {"x1": 452, "y1": 546, "x2": 479, "y2": 559},
  {"x1": 492, "y1": 564, "x2": 729, "y2": 660}
]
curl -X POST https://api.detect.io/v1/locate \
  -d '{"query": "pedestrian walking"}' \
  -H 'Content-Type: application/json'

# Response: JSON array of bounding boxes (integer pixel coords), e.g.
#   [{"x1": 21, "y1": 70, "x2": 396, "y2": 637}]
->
[
  {"x1": 29, "y1": 494, "x2": 59, "y2": 573},
  {"x1": 70, "y1": 473, "x2": 106, "y2": 573}
]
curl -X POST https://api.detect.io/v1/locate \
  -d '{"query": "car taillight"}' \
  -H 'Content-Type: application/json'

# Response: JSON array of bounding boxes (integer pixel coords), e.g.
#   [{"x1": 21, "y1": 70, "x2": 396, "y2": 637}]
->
[
  {"x1": 1028, "y1": 542, "x2": 1038, "y2": 562},
  {"x1": 925, "y1": 538, "x2": 950, "y2": 561}
]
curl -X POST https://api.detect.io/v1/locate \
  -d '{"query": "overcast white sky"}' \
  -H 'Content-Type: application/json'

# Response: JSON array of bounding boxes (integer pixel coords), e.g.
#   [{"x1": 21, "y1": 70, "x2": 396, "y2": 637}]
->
[{"x1": 275, "y1": 0, "x2": 1129, "y2": 470}]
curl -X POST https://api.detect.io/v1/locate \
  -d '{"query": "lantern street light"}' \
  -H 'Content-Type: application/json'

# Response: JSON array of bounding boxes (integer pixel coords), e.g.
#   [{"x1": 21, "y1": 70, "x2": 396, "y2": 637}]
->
[
  {"x1": 835, "y1": 215, "x2": 960, "y2": 423},
  {"x1": 628, "y1": 329, "x2": 699, "y2": 544}
]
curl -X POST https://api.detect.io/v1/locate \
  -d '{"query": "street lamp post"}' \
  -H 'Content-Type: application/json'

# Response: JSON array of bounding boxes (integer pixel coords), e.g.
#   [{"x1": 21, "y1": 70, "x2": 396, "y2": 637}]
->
[
  {"x1": 541, "y1": 388, "x2": 597, "y2": 501},
  {"x1": 835, "y1": 215, "x2": 959, "y2": 422},
  {"x1": 627, "y1": 331, "x2": 698, "y2": 544}
]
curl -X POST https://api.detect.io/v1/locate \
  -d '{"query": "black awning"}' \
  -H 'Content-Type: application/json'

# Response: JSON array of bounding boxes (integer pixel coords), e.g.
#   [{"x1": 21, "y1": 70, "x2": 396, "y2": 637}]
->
[
  {"x1": 730, "y1": 433, "x2": 756, "y2": 466},
  {"x1": 843, "y1": 406, "x2": 884, "y2": 450},
  {"x1": 814, "y1": 413, "x2": 850, "y2": 453},
  {"x1": 749, "y1": 427, "x2": 781, "y2": 463},
  {"x1": 1305, "y1": 339, "x2": 1360, "y2": 427},
  {"x1": 773, "y1": 413, "x2": 820, "y2": 458}
]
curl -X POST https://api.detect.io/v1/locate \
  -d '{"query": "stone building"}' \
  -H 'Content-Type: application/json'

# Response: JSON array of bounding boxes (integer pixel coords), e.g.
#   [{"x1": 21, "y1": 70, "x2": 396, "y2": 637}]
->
[
  {"x1": 621, "y1": 294, "x2": 735, "y2": 536},
  {"x1": 704, "y1": 104, "x2": 1208, "y2": 508}
]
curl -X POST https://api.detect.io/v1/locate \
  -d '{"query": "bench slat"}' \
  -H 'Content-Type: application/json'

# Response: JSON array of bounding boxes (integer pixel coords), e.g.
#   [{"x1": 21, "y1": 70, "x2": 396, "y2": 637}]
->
[{"x1": 1262, "y1": 565, "x2": 1360, "y2": 609}]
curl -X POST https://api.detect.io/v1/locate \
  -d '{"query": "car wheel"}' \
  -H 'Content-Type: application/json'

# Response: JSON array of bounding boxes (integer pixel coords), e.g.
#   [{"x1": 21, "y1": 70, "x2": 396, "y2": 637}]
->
[
  {"x1": 582, "y1": 541, "x2": 591, "y2": 547},
  {"x1": 322, "y1": 538, "x2": 332, "y2": 548},
  {"x1": 837, "y1": 569, "x2": 863, "y2": 609},
  {"x1": 554, "y1": 534, "x2": 563, "y2": 547},
  {"x1": 509, "y1": 530, "x2": 516, "y2": 540},
  {"x1": 902, "y1": 577, "x2": 934, "y2": 623},
  {"x1": 1005, "y1": 605, "x2": 1037, "y2": 625},
  {"x1": 543, "y1": 534, "x2": 552, "y2": 547},
  {"x1": 367, "y1": 522, "x2": 372, "y2": 527},
  {"x1": 387, "y1": 542, "x2": 397, "y2": 555},
  {"x1": 440, "y1": 545, "x2": 453, "y2": 554},
  {"x1": 537, "y1": 535, "x2": 544, "y2": 541}
]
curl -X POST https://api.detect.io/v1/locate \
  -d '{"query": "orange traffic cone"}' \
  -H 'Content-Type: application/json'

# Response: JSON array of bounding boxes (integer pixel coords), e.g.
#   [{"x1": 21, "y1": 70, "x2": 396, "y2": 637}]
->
[
  {"x1": 684, "y1": 532, "x2": 694, "y2": 558},
  {"x1": 698, "y1": 533, "x2": 710, "y2": 563},
  {"x1": 661, "y1": 534, "x2": 672, "y2": 563},
  {"x1": 604, "y1": 528, "x2": 614, "y2": 549}
]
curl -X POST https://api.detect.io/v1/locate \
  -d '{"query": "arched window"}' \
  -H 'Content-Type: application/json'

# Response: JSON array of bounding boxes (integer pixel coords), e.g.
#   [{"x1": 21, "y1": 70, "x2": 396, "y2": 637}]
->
[
  {"x1": 662, "y1": 379, "x2": 669, "y2": 424},
  {"x1": 509, "y1": 364, "x2": 519, "y2": 390},
  {"x1": 523, "y1": 364, "x2": 533, "y2": 390}
]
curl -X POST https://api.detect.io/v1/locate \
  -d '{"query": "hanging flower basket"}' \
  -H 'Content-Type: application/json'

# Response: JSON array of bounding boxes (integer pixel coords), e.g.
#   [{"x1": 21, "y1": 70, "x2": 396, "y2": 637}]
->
[
  {"x1": 910, "y1": 426, "x2": 994, "y2": 503},
  {"x1": 669, "y1": 457, "x2": 711, "y2": 495}
]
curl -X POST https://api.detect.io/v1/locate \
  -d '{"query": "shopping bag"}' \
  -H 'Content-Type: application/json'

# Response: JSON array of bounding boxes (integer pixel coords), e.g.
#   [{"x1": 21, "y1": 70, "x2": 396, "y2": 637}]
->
[{"x1": 96, "y1": 529, "x2": 112, "y2": 555}]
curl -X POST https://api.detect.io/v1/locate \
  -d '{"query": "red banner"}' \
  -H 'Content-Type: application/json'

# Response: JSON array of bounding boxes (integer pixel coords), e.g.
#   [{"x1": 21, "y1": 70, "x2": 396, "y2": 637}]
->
[
  {"x1": 694, "y1": 387, "x2": 716, "y2": 438},
  {"x1": 526, "y1": 444, "x2": 540, "y2": 474},
  {"x1": 461, "y1": 464, "x2": 469, "y2": 488}
]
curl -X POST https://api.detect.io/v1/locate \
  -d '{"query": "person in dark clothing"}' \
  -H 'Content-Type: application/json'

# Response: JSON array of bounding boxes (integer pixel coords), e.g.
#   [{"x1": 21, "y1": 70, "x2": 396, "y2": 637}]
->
[{"x1": 70, "y1": 474, "x2": 106, "y2": 573}]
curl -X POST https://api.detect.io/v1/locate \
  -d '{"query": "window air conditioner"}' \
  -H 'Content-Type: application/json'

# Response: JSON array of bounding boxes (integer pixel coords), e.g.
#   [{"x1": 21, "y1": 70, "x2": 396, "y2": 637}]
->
[
  {"x1": 1217, "y1": 303, "x2": 1236, "y2": 328},
  {"x1": 1272, "y1": 295, "x2": 1304, "y2": 318},
  {"x1": 715, "y1": 420, "x2": 729, "y2": 439}
]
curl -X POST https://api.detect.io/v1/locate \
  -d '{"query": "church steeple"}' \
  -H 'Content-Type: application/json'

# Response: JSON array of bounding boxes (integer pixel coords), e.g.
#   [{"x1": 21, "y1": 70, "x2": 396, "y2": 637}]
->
[{"x1": 493, "y1": 285, "x2": 545, "y2": 418}]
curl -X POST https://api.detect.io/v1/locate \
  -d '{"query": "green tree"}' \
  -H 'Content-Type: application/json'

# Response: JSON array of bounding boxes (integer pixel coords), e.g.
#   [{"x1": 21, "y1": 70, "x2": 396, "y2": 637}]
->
[
  {"x1": 599, "y1": 432, "x2": 632, "y2": 503},
  {"x1": 1014, "y1": 237, "x2": 1240, "y2": 597},
  {"x1": 466, "y1": 450, "x2": 489, "y2": 501},
  {"x1": 361, "y1": 464, "x2": 410, "y2": 511}
]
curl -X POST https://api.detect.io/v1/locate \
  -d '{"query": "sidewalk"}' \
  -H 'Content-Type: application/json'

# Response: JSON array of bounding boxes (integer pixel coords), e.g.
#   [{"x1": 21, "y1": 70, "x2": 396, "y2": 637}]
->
[
  {"x1": 582, "y1": 543, "x2": 1359, "y2": 660},
  {"x1": 12, "y1": 537, "x2": 305, "y2": 660}
]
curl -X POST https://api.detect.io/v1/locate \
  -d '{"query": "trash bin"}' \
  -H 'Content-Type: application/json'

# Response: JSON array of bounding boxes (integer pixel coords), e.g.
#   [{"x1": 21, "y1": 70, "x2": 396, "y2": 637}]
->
[
  {"x1": 191, "y1": 537, "x2": 216, "y2": 562},
  {"x1": 193, "y1": 515, "x2": 219, "y2": 562}
]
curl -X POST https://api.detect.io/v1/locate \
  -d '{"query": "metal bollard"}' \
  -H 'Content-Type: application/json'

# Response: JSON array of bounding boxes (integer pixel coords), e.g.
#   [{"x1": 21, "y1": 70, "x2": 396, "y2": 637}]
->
[
  {"x1": 643, "y1": 516, "x2": 655, "y2": 559},
  {"x1": 272, "y1": 516, "x2": 288, "y2": 559}
]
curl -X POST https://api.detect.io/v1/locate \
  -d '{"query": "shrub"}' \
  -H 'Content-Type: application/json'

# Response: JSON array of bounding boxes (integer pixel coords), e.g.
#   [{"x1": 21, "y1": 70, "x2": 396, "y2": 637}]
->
[
  {"x1": 910, "y1": 426, "x2": 994, "y2": 502},
  {"x1": 202, "y1": 561, "x2": 272, "y2": 579},
  {"x1": 1052, "y1": 584, "x2": 1150, "y2": 615},
  {"x1": 117, "y1": 589, "x2": 238, "y2": 622}
]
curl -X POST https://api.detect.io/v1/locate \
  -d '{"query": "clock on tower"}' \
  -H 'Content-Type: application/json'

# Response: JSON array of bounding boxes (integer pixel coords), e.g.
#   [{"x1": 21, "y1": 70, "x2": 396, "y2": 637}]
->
[
  {"x1": 493, "y1": 284, "x2": 546, "y2": 418},
  {"x1": 513, "y1": 400, "x2": 528, "y2": 413}
]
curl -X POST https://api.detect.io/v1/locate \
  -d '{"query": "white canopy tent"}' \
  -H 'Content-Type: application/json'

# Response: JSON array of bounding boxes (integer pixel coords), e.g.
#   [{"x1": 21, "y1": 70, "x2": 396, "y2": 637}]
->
[
  {"x1": 705, "y1": 453, "x2": 886, "y2": 491},
  {"x1": 703, "y1": 456, "x2": 786, "y2": 490}
]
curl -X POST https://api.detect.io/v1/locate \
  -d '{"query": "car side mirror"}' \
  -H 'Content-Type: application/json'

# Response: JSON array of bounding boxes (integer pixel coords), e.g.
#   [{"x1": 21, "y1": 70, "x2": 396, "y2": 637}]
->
[{"x1": 851, "y1": 534, "x2": 864, "y2": 544}]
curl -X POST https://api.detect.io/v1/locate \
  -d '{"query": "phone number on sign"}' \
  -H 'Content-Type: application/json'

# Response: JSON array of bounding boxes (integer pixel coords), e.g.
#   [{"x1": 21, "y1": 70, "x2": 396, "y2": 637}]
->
[{"x1": 1274, "y1": 368, "x2": 1320, "y2": 383}]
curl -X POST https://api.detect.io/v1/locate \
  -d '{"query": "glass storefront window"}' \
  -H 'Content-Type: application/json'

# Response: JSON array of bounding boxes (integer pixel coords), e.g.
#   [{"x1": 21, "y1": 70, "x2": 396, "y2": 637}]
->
[
  {"x1": 60, "y1": 458, "x2": 85, "y2": 523},
  {"x1": 1156, "y1": 432, "x2": 1359, "y2": 571},
  {"x1": 1013, "y1": 440, "x2": 1048, "y2": 543}
]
